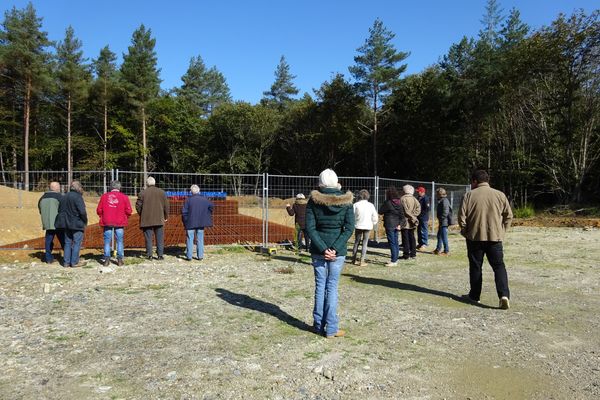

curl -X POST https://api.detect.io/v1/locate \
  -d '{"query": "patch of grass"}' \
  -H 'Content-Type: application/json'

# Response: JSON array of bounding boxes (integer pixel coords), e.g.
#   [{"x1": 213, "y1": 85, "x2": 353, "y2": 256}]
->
[
  {"x1": 274, "y1": 266, "x2": 294, "y2": 274},
  {"x1": 304, "y1": 351, "x2": 321, "y2": 360},
  {"x1": 226, "y1": 274, "x2": 238, "y2": 278},
  {"x1": 124, "y1": 257, "x2": 146, "y2": 266},
  {"x1": 47, "y1": 334, "x2": 70, "y2": 342},
  {"x1": 82, "y1": 264, "x2": 94, "y2": 269},
  {"x1": 146, "y1": 283, "x2": 168, "y2": 290},
  {"x1": 283, "y1": 289, "x2": 307, "y2": 298},
  {"x1": 212, "y1": 246, "x2": 247, "y2": 254},
  {"x1": 514, "y1": 204, "x2": 535, "y2": 218},
  {"x1": 51, "y1": 276, "x2": 72, "y2": 282}
]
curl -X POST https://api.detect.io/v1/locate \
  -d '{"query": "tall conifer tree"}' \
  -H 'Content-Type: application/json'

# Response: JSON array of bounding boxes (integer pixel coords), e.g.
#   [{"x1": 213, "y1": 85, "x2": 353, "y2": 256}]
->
[
  {"x1": 120, "y1": 24, "x2": 160, "y2": 181},
  {"x1": 350, "y1": 18, "x2": 408, "y2": 175},
  {"x1": 0, "y1": 3, "x2": 50, "y2": 190},
  {"x1": 262, "y1": 55, "x2": 299, "y2": 107}
]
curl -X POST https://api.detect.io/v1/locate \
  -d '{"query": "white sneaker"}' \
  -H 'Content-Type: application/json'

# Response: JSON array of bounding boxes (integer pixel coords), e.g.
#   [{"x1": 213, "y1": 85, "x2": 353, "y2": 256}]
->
[
  {"x1": 385, "y1": 262, "x2": 398, "y2": 267},
  {"x1": 499, "y1": 296, "x2": 510, "y2": 310}
]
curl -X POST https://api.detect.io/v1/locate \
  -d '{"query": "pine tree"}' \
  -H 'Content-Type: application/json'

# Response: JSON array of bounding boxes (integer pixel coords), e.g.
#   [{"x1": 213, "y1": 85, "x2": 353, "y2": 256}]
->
[
  {"x1": 262, "y1": 55, "x2": 299, "y2": 107},
  {"x1": 0, "y1": 3, "x2": 51, "y2": 190},
  {"x1": 92, "y1": 45, "x2": 118, "y2": 188},
  {"x1": 349, "y1": 18, "x2": 408, "y2": 175},
  {"x1": 120, "y1": 24, "x2": 161, "y2": 181},
  {"x1": 480, "y1": 0, "x2": 504, "y2": 46},
  {"x1": 177, "y1": 55, "x2": 231, "y2": 116},
  {"x1": 56, "y1": 25, "x2": 90, "y2": 186}
]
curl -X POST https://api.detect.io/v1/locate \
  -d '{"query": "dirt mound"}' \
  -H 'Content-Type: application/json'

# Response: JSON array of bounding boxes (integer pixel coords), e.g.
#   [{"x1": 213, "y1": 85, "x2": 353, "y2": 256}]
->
[{"x1": 513, "y1": 216, "x2": 600, "y2": 228}]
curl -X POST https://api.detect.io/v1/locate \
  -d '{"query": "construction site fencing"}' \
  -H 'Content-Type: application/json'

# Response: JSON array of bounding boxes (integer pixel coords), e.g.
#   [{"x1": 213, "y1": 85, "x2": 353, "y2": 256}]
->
[{"x1": 0, "y1": 170, "x2": 469, "y2": 249}]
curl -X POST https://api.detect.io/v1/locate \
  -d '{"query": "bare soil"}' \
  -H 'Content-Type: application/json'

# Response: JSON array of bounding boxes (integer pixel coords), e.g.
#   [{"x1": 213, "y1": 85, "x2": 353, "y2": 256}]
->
[{"x1": 0, "y1": 227, "x2": 599, "y2": 399}]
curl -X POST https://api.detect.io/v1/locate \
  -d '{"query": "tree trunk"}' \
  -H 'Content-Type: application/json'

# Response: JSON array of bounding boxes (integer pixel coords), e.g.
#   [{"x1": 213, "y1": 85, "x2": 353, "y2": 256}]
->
[
  {"x1": 373, "y1": 90, "x2": 378, "y2": 177},
  {"x1": 24, "y1": 77, "x2": 31, "y2": 191},
  {"x1": 103, "y1": 93, "x2": 108, "y2": 192},
  {"x1": 142, "y1": 106, "x2": 148, "y2": 184},
  {"x1": 67, "y1": 94, "x2": 72, "y2": 188}
]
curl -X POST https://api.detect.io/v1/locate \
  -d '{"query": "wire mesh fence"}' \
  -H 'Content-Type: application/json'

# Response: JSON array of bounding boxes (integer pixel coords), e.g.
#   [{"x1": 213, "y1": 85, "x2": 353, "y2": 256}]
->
[{"x1": 0, "y1": 170, "x2": 469, "y2": 249}]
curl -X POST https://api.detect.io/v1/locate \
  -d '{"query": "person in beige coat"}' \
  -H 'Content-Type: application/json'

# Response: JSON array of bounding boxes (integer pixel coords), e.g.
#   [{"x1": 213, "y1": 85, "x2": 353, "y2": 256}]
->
[
  {"x1": 458, "y1": 169, "x2": 513, "y2": 309},
  {"x1": 135, "y1": 177, "x2": 169, "y2": 260},
  {"x1": 400, "y1": 185, "x2": 421, "y2": 259}
]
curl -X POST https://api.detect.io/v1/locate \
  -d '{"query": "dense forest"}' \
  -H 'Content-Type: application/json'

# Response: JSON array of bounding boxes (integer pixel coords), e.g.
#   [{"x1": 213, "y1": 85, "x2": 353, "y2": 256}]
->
[{"x1": 0, "y1": 1, "x2": 598, "y2": 206}]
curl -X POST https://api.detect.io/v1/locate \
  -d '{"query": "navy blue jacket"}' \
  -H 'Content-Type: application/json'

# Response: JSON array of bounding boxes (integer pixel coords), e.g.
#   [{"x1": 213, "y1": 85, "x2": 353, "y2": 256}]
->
[
  {"x1": 418, "y1": 195, "x2": 430, "y2": 221},
  {"x1": 182, "y1": 194, "x2": 214, "y2": 230},
  {"x1": 55, "y1": 191, "x2": 88, "y2": 231}
]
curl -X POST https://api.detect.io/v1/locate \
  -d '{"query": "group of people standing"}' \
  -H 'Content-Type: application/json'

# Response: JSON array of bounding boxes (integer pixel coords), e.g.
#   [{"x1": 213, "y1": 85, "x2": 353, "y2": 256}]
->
[
  {"x1": 38, "y1": 177, "x2": 213, "y2": 267},
  {"x1": 301, "y1": 168, "x2": 513, "y2": 339}
]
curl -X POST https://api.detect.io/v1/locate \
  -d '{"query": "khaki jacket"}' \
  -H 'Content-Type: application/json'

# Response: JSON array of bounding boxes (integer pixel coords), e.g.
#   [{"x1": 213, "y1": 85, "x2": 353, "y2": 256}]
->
[
  {"x1": 458, "y1": 183, "x2": 512, "y2": 241},
  {"x1": 400, "y1": 194, "x2": 421, "y2": 229},
  {"x1": 135, "y1": 186, "x2": 169, "y2": 228}
]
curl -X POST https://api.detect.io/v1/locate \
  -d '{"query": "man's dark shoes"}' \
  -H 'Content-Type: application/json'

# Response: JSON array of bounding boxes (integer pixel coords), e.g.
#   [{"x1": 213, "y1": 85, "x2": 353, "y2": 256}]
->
[
  {"x1": 117, "y1": 258, "x2": 124, "y2": 267},
  {"x1": 103, "y1": 258, "x2": 111, "y2": 267},
  {"x1": 499, "y1": 296, "x2": 510, "y2": 310},
  {"x1": 157, "y1": 256, "x2": 164, "y2": 261},
  {"x1": 461, "y1": 294, "x2": 480, "y2": 304},
  {"x1": 71, "y1": 262, "x2": 86, "y2": 268}
]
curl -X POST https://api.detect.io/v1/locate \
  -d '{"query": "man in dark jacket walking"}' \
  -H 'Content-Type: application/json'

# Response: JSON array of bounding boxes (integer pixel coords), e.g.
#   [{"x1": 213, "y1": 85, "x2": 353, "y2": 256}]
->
[
  {"x1": 136, "y1": 177, "x2": 169, "y2": 260},
  {"x1": 182, "y1": 184, "x2": 213, "y2": 261},
  {"x1": 38, "y1": 181, "x2": 65, "y2": 264},
  {"x1": 286, "y1": 193, "x2": 309, "y2": 253},
  {"x1": 55, "y1": 181, "x2": 87, "y2": 268}
]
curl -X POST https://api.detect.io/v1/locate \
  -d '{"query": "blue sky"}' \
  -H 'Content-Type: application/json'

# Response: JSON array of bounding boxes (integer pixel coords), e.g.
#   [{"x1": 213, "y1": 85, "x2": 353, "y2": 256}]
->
[{"x1": 4, "y1": 0, "x2": 598, "y2": 103}]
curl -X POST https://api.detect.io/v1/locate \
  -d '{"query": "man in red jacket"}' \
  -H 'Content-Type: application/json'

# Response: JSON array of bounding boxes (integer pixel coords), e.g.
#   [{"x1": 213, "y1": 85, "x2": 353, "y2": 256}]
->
[{"x1": 97, "y1": 180, "x2": 132, "y2": 266}]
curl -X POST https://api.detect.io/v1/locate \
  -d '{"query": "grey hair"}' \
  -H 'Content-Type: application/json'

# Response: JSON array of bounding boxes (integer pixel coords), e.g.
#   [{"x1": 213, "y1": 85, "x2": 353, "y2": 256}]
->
[
  {"x1": 358, "y1": 189, "x2": 370, "y2": 201},
  {"x1": 147, "y1": 176, "x2": 156, "y2": 186},
  {"x1": 436, "y1": 187, "x2": 447, "y2": 197},
  {"x1": 190, "y1": 184, "x2": 200, "y2": 194},
  {"x1": 70, "y1": 180, "x2": 83, "y2": 194},
  {"x1": 403, "y1": 184, "x2": 415, "y2": 195},
  {"x1": 110, "y1": 180, "x2": 121, "y2": 190}
]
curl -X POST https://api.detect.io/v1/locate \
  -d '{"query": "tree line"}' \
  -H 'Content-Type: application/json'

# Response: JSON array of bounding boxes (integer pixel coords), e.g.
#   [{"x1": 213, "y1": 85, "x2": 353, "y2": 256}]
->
[{"x1": 0, "y1": 1, "x2": 598, "y2": 206}]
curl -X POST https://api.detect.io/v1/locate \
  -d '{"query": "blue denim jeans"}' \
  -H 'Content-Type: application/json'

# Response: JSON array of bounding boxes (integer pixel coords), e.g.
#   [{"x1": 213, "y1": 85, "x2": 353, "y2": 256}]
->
[
  {"x1": 44, "y1": 229, "x2": 65, "y2": 263},
  {"x1": 186, "y1": 229, "x2": 205, "y2": 260},
  {"x1": 64, "y1": 229, "x2": 84, "y2": 265},
  {"x1": 312, "y1": 255, "x2": 345, "y2": 336},
  {"x1": 296, "y1": 225, "x2": 310, "y2": 252},
  {"x1": 103, "y1": 227, "x2": 124, "y2": 259},
  {"x1": 436, "y1": 226, "x2": 449, "y2": 253},
  {"x1": 385, "y1": 229, "x2": 400, "y2": 262},
  {"x1": 417, "y1": 218, "x2": 429, "y2": 246}
]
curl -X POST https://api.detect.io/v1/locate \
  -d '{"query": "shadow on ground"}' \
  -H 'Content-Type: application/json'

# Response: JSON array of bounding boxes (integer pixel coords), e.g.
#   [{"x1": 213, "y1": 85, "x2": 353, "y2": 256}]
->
[
  {"x1": 343, "y1": 273, "x2": 497, "y2": 309},
  {"x1": 215, "y1": 288, "x2": 314, "y2": 333}
]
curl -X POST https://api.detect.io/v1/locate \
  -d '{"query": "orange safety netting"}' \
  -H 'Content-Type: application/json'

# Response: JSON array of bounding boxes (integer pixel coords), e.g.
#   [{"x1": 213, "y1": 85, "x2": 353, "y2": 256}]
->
[{"x1": 1, "y1": 199, "x2": 294, "y2": 250}]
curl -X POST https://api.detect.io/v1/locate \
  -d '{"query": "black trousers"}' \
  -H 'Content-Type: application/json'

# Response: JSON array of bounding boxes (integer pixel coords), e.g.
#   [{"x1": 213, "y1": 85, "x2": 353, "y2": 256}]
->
[
  {"x1": 143, "y1": 226, "x2": 164, "y2": 257},
  {"x1": 401, "y1": 228, "x2": 416, "y2": 258},
  {"x1": 466, "y1": 240, "x2": 510, "y2": 301}
]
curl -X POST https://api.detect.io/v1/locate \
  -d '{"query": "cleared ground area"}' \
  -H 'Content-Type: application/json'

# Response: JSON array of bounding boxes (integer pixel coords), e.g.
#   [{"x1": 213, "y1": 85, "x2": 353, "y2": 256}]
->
[{"x1": 1, "y1": 227, "x2": 599, "y2": 399}]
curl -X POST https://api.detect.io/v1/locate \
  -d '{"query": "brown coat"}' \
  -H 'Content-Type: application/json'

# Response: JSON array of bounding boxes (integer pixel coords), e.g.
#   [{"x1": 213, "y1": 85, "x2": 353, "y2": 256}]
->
[
  {"x1": 400, "y1": 194, "x2": 421, "y2": 229},
  {"x1": 458, "y1": 182, "x2": 512, "y2": 241},
  {"x1": 135, "y1": 186, "x2": 169, "y2": 228}
]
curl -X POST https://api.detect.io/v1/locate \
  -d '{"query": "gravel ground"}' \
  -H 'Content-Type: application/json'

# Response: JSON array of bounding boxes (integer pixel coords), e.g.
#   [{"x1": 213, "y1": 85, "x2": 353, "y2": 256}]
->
[{"x1": 1, "y1": 227, "x2": 599, "y2": 399}]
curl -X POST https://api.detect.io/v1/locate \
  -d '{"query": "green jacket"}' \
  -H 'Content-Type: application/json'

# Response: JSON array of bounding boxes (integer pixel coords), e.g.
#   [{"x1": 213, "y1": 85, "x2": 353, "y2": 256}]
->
[
  {"x1": 305, "y1": 188, "x2": 355, "y2": 256},
  {"x1": 38, "y1": 191, "x2": 63, "y2": 230},
  {"x1": 458, "y1": 182, "x2": 513, "y2": 241}
]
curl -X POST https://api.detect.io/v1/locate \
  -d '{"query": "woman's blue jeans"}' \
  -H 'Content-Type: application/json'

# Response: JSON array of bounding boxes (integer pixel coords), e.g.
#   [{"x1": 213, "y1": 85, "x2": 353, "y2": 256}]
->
[
  {"x1": 386, "y1": 229, "x2": 400, "y2": 262},
  {"x1": 103, "y1": 227, "x2": 124, "y2": 259},
  {"x1": 436, "y1": 225, "x2": 449, "y2": 253},
  {"x1": 312, "y1": 255, "x2": 345, "y2": 336}
]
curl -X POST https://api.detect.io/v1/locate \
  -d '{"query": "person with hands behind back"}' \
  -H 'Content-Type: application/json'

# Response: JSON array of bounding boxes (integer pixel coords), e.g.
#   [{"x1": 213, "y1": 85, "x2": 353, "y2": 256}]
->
[{"x1": 305, "y1": 169, "x2": 354, "y2": 339}]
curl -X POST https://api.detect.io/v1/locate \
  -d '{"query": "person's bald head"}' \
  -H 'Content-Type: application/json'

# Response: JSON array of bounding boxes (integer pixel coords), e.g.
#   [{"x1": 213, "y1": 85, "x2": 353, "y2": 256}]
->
[{"x1": 49, "y1": 182, "x2": 61, "y2": 193}]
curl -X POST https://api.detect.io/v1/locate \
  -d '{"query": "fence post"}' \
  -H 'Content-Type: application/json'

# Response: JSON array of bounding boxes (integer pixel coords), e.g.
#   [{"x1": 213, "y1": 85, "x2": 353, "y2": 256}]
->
[
  {"x1": 116, "y1": 168, "x2": 119, "y2": 181},
  {"x1": 264, "y1": 173, "x2": 269, "y2": 248},
  {"x1": 431, "y1": 181, "x2": 436, "y2": 235}
]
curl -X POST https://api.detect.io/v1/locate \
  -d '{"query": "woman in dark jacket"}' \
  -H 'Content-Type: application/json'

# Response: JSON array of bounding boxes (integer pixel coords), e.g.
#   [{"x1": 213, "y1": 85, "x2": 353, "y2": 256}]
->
[
  {"x1": 305, "y1": 169, "x2": 354, "y2": 339},
  {"x1": 55, "y1": 181, "x2": 88, "y2": 268},
  {"x1": 378, "y1": 187, "x2": 406, "y2": 266}
]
